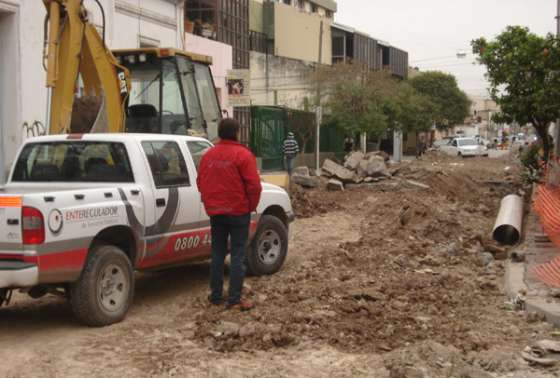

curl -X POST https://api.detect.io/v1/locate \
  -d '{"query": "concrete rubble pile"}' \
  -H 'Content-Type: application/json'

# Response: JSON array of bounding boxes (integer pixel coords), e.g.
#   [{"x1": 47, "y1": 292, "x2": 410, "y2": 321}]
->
[
  {"x1": 290, "y1": 151, "x2": 399, "y2": 191},
  {"x1": 322, "y1": 151, "x2": 394, "y2": 191}
]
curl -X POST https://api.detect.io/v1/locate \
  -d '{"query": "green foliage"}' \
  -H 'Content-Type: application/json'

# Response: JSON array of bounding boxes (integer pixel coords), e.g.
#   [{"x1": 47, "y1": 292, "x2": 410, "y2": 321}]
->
[
  {"x1": 520, "y1": 142, "x2": 541, "y2": 172},
  {"x1": 311, "y1": 64, "x2": 439, "y2": 137},
  {"x1": 472, "y1": 26, "x2": 560, "y2": 161},
  {"x1": 327, "y1": 77, "x2": 389, "y2": 137},
  {"x1": 409, "y1": 71, "x2": 471, "y2": 130},
  {"x1": 386, "y1": 81, "x2": 436, "y2": 134},
  {"x1": 519, "y1": 142, "x2": 544, "y2": 184}
]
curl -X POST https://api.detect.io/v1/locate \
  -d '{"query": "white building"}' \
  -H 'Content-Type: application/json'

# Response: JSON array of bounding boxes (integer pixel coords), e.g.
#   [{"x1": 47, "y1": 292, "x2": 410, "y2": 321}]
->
[{"x1": 0, "y1": 0, "x2": 185, "y2": 182}]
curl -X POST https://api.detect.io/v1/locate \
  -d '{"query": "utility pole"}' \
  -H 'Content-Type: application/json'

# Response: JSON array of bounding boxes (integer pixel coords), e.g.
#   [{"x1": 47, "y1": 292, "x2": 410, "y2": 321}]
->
[{"x1": 315, "y1": 20, "x2": 324, "y2": 174}]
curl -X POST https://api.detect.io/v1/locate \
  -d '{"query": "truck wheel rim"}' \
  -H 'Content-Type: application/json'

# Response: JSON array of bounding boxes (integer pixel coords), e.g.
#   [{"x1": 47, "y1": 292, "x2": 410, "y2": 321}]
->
[
  {"x1": 97, "y1": 264, "x2": 128, "y2": 313},
  {"x1": 257, "y1": 230, "x2": 282, "y2": 265}
]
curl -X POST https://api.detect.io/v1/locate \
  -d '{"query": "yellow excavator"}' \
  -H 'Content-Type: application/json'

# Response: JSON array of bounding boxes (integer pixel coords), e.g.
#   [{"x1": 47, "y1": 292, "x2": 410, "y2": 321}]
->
[{"x1": 43, "y1": 0, "x2": 222, "y2": 138}]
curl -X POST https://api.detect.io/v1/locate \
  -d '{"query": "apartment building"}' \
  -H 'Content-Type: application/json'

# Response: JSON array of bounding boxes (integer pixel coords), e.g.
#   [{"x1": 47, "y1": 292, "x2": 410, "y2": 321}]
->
[
  {"x1": 0, "y1": 0, "x2": 186, "y2": 182},
  {"x1": 331, "y1": 23, "x2": 409, "y2": 79}
]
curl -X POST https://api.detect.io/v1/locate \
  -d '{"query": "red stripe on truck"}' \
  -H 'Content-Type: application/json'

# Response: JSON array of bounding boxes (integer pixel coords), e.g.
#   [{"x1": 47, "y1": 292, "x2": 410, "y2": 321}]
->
[{"x1": 23, "y1": 249, "x2": 88, "y2": 271}]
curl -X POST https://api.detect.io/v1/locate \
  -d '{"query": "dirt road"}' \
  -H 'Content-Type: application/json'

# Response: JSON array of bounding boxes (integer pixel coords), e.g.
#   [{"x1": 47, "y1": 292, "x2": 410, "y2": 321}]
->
[{"x1": 0, "y1": 154, "x2": 558, "y2": 377}]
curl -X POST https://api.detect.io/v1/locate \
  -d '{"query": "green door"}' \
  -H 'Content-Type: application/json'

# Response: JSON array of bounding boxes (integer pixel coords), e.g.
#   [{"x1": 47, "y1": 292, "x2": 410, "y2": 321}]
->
[{"x1": 250, "y1": 107, "x2": 286, "y2": 171}]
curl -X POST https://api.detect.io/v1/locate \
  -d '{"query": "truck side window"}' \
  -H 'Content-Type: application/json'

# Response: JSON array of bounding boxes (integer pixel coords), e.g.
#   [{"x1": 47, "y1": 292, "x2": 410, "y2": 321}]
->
[
  {"x1": 142, "y1": 141, "x2": 190, "y2": 187},
  {"x1": 186, "y1": 141, "x2": 212, "y2": 171},
  {"x1": 452, "y1": 140, "x2": 458, "y2": 147}
]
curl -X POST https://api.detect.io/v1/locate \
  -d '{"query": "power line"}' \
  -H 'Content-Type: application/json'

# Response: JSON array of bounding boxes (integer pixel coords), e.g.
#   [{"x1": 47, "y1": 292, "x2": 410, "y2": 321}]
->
[{"x1": 410, "y1": 52, "x2": 474, "y2": 64}]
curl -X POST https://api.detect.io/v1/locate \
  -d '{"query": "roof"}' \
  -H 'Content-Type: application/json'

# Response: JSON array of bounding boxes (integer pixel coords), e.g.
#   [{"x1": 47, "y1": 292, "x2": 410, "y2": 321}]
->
[
  {"x1": 112, "y1": 48, "x2": 213, "y2": 65},
  {"x1": 309, "y1": 0, "x2": 337, "y2": 12},
  {"x1": 25, "y1": 133, "x2": 210, "y2": 144},
  {"x1": 332, "y1": 22, "x2": 391, "y2": 46}
]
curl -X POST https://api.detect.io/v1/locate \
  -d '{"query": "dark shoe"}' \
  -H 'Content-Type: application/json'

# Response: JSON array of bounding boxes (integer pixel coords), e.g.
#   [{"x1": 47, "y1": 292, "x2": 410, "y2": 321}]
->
[
  {"x1": 208, "y1": 295, "x2": 224, "y2": 306},
  {"x1": 226, "y1": 299, "x2": 254, "y2": 311}
]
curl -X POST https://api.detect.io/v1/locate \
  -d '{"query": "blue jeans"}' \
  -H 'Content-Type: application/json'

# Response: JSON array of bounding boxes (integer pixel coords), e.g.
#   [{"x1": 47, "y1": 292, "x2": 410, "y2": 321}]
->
[
  {"x1": 285, "y1": 157, "x2": 296, "y2": 176},
  {"x1": 209, "y1": 214, "x2": 250, "y2": 305}
]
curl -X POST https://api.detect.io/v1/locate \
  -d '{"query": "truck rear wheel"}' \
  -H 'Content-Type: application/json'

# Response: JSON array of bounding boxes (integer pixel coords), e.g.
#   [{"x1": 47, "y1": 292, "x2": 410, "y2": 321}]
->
[
  {"x1": 70, "y1": 244, "x2": 134, "y2": 327},
  {"x1": 246, "y1": 215, "x2": 288, "y2": 276}
]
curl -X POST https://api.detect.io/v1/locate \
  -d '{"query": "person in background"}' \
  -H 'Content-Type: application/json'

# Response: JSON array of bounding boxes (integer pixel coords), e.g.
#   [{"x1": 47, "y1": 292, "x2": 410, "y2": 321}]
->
[
  {"x1": 197, "y1": 118, "x2": 262, "y2": 311},
  {"x1": 282, "y1": 132, "x2": 299, "y2": 176},
  {"x1": 344, "y1": 136, "x2": 354, "y2": 154}
]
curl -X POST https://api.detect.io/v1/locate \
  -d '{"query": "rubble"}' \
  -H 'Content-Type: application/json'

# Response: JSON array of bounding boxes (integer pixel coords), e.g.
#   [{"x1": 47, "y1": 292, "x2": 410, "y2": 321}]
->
[
  {"x1": 344, "y1": 151, "x2": 364, "y2": 170},
  {"x1": 323, "y1": 151, "x2": 392, "y2": 183},
  {"x1": 291, "y1": 166, "x2": 319, "y2": 188},
  {"x1": 322, "y1": 159, "x2": 355, "y2": 182},
  {"x1": 291, "y1": 173, "x2": 319, "y2": 188},
  {"x1": 327, "y1": 179, "x2": 344, "y2": 191}
]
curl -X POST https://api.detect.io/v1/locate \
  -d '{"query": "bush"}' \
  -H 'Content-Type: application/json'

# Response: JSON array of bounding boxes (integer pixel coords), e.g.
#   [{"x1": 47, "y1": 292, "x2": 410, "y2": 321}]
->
[{"x1": 520, "y1": 142, "x2": 543, "y2": 184}]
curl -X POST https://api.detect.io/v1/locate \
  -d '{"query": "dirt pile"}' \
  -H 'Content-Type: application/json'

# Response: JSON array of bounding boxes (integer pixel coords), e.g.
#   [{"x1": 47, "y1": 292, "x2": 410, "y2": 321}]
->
[
  {"x1": 289, "y1": 182, "x2": 342, "y2": 218},
  {"x1": 191, "y1": 156, "x2": 539, "y2": 374}
]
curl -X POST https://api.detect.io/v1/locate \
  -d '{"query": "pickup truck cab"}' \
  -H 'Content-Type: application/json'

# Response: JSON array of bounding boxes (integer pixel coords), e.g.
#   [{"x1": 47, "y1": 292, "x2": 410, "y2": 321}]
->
[{"x1": 0, "y1": 134, "x2": 294, "y2": 326}]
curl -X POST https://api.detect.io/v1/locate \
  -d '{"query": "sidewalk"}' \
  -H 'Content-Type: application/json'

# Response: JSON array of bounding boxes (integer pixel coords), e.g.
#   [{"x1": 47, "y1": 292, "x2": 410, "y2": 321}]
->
[{"x1": 506, "y1": 210, "x2": 560, "y2": 326}]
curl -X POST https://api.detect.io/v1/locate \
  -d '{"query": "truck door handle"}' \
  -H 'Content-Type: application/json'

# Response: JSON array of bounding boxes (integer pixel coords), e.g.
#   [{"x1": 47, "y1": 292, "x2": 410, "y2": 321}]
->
[
  {"x1": 156, "y1": 198, "x2": 166, "y2": 207},
  {"x1": 7, "y1": 219, "x2": 19, "y2": 226}
]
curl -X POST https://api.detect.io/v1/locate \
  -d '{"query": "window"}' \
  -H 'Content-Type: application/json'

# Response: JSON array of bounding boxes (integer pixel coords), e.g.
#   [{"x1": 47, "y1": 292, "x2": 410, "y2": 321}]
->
[
  {"x1": 311, "y1": 4, "x2": 318, "y2": 12},
  {"x1": 187, "y1": 141, "x2": 212, "y2": 171},
  {"x1": 193, "y1": 62, "x2": 222, "y2": 139},
  {"x1": 12, "y1": 142, "x2": 134, "y2": 183},
  {"x1": 451, "y1": 140, "x2": 458, "y2": 147},
  {"x1": 142, "y1": 141, "x2": 190, "y2": 187}
]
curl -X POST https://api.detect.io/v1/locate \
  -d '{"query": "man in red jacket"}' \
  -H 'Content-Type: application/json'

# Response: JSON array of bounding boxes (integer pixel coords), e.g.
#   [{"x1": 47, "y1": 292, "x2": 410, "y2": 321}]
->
[{"x1": 197, "y1": 118, "x2": 262, "y2": 310}]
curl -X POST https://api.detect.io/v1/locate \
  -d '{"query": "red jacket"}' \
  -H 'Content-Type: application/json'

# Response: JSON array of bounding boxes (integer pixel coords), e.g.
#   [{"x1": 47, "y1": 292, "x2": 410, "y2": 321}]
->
[{"x1": 197, "y1": 139, "x2": 262, "y2": 216}]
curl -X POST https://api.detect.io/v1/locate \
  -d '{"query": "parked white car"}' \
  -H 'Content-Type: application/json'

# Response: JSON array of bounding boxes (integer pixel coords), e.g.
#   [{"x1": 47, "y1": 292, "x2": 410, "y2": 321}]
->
[{"x1": 441, "y1": 137, "x2": 488, "y2": 157}]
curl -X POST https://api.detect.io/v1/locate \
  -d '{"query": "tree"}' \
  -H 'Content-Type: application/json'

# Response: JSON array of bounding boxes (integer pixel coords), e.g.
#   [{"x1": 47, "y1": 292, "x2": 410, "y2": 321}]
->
[
  {"x1": 385, "y1": 81, "x2": 436, "y2": 134},
  {"x1": 472, "y1": 26, "x2": 560, "y2": 161},
  {"x1": 309, "y1": 64, "x2": 399, "y2": 138},
  {"x1": 409, "y1": 71, "x2": 471, "y2": 130},
  {"x1": 327, "y1": 79, "x2": 389, "y2": 137}
]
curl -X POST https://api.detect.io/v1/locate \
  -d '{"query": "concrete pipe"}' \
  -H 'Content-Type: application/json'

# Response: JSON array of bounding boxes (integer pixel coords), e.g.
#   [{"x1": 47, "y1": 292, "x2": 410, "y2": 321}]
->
[{"x1": 492, "y1": 194, "x2": 524, "y2": 245}]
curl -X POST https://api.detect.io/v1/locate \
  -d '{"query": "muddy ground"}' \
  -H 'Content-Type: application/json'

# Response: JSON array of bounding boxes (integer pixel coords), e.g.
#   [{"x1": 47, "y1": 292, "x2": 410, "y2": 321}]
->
[{"x1": 0, "y1": 153, "x2": 558, "y2": 377}]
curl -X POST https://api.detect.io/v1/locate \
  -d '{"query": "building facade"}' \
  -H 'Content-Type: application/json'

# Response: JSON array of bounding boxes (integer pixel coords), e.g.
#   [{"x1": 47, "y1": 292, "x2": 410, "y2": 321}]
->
[
  {"x1": 0, "y1": 0, "x2": 186, "y2": 182},
  {"x1": 331, "y1": 23, "x2": 408, "y2": 79}
]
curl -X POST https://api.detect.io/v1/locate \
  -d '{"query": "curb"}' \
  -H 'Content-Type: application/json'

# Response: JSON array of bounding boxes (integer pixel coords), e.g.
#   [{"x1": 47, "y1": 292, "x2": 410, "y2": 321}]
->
[{"x1": 505, "y1": 260, "x2": 560, "y2": 327}]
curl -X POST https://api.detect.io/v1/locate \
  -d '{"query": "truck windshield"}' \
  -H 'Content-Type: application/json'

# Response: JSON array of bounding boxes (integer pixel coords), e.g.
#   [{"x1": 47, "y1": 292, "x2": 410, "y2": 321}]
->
[{"x1": 12, "y1": 142, "x2": 134, "y2": 183}]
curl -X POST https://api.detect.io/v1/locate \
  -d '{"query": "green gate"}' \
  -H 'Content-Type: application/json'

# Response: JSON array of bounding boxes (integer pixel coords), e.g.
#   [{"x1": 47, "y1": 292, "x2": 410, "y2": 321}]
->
[{"x1": 250, "y1": 107, "x2": 286, "y2": 171}]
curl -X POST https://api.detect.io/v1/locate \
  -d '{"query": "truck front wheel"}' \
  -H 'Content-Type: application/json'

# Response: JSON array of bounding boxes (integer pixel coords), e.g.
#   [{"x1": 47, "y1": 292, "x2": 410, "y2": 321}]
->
[
  {"x1": 70, "y1": 244, "x2": 134, "y2": 327},
  {"x1": 246, "y1": 215, "x2": 288, "y2": 276}
]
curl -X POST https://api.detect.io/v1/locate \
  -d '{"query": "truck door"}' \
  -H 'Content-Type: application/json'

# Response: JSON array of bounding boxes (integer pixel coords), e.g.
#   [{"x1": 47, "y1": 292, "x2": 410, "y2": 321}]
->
[{"x1": 139, "y1": 140, "x2": 203, "y2": 268}]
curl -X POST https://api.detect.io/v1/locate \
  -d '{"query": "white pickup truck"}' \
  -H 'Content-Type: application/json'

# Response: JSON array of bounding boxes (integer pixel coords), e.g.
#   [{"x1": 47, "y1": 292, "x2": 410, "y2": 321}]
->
[{"x1": 0, "y1": 134, "x2": 293, "y2": 326}]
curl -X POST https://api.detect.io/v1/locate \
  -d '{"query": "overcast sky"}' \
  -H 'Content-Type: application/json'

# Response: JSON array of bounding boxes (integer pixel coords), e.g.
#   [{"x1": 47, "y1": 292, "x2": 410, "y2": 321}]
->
[{"x1": 334, "y1": 0, "x2": 557, "y2": 98}]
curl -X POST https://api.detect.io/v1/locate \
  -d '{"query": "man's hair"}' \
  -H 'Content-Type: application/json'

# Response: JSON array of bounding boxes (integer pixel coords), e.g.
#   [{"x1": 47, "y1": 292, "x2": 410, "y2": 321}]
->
[{"x1": 218, "y1": 118, "x2": 240, "y2": 141}]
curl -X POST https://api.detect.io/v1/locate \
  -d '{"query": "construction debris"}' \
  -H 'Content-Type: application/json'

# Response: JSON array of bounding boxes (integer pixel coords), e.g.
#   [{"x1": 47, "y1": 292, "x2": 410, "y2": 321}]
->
[
  {"x1": 291, "y1": 166, "x2": 319, "y2": 188},
  {"x1": 327, "y1": 179, "x2": 344, "y2": 191},
  {"x1": 522, "y1": 340, "x2": 560, "y2": 366},
  {"x1": 322, "y1": 159, "x2": 355, "y2": 182},
  {"x1": 321, "y1": 151, "x2": 394, "y2": 190}
]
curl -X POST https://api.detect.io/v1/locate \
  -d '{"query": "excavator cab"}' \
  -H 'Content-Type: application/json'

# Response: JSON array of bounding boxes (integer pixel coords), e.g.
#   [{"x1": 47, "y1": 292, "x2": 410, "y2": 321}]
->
[{"x1": 114, "y1": 48, "x2": 221, "y2": 140}]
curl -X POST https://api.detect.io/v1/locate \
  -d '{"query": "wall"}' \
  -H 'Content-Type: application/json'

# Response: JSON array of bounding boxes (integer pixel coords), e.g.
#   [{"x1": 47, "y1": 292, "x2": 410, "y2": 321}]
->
[
  {"x1": 250, "y1": 51, "x2": 314, "y2": 109},
  {"x1": 0, "y1": 0, "x2": 183, "y2": 180},
  {"x1": 0, "y1": 3, "x2": 21, "y2": 181},
  {"x1": 270, "y1": 2, "x2": 332, "y2": 64},
  {"x1": 249, "y1": 0, "x2": 264, "y2": 33},
  {"x1": 185, "y1": 32, "x2": 233, "y2": 115}
]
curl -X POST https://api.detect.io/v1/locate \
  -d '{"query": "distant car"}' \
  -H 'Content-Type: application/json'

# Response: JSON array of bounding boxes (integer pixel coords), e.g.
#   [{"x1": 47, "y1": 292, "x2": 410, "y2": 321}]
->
[
  {"x1": 441, "y1": 137, "x2": 488, "y2": 157},
  {"x1": 432, "y1": 137, "x2": 454, "y2": 149}
]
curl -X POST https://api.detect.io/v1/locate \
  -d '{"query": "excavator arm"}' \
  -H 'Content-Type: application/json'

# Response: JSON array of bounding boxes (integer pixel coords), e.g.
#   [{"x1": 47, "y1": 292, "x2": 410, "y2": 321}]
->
[{"x1": 43, "y1": 0, "x2": 130, "y2": 134}]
